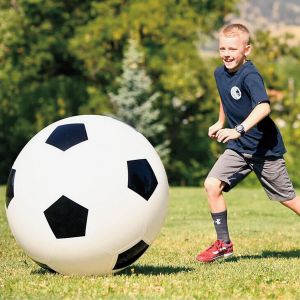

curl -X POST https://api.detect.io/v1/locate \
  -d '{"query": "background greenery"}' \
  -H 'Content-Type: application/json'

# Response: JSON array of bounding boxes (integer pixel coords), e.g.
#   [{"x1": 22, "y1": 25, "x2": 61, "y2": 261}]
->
[
  {"x1": 2, "y1": 186, "x2": 300, "y2": 299},
  {"x1": 1, "y1": 0, "x2": 300, "y2": 186}
]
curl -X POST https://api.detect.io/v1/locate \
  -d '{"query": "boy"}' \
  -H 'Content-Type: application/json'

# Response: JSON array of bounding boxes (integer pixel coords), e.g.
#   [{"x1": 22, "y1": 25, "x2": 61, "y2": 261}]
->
[{"x1": 196, "y1": 23, "x2": 300, "y2": 263}]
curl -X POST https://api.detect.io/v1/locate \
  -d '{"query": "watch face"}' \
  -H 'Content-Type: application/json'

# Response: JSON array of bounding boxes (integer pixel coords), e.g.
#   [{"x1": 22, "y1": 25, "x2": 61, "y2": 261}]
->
[{"x1": 236, "y1": 125, "x2": 244, "y2": 133}]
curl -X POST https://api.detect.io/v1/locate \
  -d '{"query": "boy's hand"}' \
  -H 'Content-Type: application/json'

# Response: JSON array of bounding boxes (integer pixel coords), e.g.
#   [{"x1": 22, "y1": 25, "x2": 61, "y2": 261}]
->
[
  {"x1": 208, "y1": 122, "x2": 224, "y2": 139},
  {"x1": 216, "y1": 128, "x2": 241, "y2": 143}
]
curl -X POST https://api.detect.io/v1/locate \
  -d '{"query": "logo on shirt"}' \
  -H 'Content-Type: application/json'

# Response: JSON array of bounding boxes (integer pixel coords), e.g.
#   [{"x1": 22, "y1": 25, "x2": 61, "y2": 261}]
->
[{"x1": 230, "y1": 86, "x2": 242, "y2": 100}]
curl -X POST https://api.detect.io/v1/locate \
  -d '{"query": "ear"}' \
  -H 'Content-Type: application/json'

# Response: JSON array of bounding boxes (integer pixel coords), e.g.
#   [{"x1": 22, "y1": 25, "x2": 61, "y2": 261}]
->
[{"x1": 245, "y1": 44, "x2": 252, "y2": 57}]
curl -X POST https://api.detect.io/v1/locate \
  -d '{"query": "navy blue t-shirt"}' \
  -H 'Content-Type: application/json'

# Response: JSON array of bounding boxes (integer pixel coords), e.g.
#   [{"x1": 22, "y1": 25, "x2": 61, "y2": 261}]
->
[{"x1": 214, "y1": 61, "x2": 286, "y2": 157}]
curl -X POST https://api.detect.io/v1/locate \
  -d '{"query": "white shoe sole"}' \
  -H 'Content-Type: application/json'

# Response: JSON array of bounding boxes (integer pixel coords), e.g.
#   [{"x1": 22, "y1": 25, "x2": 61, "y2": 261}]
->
[{"x1": 213, "y1": 252, "x2": 234, "y2": 261}]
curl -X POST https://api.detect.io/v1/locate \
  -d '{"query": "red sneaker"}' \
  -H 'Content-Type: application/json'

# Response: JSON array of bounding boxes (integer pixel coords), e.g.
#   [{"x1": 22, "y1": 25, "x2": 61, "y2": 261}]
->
[{"x1": 196, "y1": 240, "x2": 233, "y2": 263}]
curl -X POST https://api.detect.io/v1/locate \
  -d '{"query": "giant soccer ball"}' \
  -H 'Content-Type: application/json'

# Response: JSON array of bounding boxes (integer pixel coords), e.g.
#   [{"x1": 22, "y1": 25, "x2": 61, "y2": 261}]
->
[{"x1": 5, "y1": 115, "x2": 169, "y2": 275}]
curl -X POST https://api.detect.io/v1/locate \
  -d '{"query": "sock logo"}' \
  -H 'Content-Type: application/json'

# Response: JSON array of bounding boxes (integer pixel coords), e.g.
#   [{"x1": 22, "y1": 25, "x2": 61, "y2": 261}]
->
[{"x1": 215, "y1": 219, "x2": 221, "y2": 225}]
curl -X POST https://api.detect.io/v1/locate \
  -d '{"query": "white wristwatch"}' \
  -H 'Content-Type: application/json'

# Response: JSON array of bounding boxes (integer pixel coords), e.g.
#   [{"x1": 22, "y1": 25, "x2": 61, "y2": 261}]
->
[{"x1": 235, "y1": 124, "x2": 245, "y2": 136}]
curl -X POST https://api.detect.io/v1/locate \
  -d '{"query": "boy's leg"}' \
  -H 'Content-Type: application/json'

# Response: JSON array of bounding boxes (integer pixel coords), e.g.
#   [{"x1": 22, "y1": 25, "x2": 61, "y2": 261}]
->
[
  {"x1": 196, "y1": 150, "x2": 251, "y2": 262},
  {"x1": 204, "y1": 149, "x2": 251, "y2": 241},
  {"x1": 280, "y1": 196, "x2": 300, "y2": 216},
  {"x1": 204, "y1": 149, "x2": 251, "y2": 214},
  {"x1": 204, "y1": 177, "x2": 227, "y2": 213},
  {"x1": 251, "y1": 156, "x2": 297, "y2": 211},
  {"x1": 197, "y1": 178, "x2": 233, "y2": 262},
  {"x1": 204, "y1": 177, "x2": 230, "y2": 243}
]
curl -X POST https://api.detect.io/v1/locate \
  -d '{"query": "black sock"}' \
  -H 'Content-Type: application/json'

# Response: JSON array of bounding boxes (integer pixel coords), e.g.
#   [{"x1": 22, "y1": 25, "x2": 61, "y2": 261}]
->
[{"x1": 211, "y1": 210, "x2": 230, "y2": 244}]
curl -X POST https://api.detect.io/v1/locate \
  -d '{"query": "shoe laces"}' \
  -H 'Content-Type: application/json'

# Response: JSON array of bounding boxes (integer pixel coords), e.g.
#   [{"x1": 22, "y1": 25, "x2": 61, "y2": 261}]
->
[{"x1": 207, "y1": 240, "x2": 224, "y2": 252}]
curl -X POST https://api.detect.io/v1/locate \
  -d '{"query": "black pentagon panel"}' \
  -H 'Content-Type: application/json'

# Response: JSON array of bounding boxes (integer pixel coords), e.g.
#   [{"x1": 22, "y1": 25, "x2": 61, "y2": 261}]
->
[
  {"x1": 31, "y1": 259, "x2": 56, "y2": 273},
  {"x1": 6, "y1": 168, "x2": 16, "y2": 208},
  {"x1": 113, "y1": 240, "x2": 149, "y2": 270},
  {"x1": 127, "y1": 159, "x2": 158, "y2": 201},
  {"x1": 46, "y1": 123, "x2": 88, "y2": 151},
  {"x1": 44, "y1": 195, "x2": 88, "y2": 239}
]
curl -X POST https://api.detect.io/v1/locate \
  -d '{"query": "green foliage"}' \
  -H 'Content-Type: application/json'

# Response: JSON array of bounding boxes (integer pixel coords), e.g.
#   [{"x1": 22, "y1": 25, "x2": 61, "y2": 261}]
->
[
  {"x1": 68, "y1": 0, "x2": 239, "y2": 185},
  {"x1": 109, "y1": 38, "x2": 170, "y2": 162},
  {"x1": 0, "y1": 1, "x2": 95, "y2": 182},
  {"x1": 0, "y1": 0, "x2": 239, "y2": 185},
  {"x1": 252, "y1": 30, "x2": 298, "y2": 90}
]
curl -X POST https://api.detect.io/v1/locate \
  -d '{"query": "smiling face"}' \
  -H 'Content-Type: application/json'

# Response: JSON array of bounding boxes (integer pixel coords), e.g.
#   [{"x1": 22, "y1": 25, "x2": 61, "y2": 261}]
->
[{"x1": 219, "y1": 34, "x2": 251, "y2": 73}]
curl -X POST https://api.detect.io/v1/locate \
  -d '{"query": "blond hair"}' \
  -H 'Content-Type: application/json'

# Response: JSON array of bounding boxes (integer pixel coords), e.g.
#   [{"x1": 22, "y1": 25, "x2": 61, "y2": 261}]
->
[{"x1": 220, "y1": 24, "x2": 250, "y2": 45}]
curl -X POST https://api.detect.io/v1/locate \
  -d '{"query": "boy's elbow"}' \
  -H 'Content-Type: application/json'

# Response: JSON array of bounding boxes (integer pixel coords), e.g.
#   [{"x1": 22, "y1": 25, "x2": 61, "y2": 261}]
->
[
  {"x1": 265, "y1": 103, "x2": 271, "y2": 115},
  {"x1": 260, "y1": 102, "x2": 271, "y2": 116}
]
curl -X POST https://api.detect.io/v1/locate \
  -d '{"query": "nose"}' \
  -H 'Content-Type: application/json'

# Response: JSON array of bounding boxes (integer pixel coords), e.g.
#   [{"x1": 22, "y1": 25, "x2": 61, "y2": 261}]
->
[{"x1": 223, "y1": 50, "x2": 230, "y2": 57}]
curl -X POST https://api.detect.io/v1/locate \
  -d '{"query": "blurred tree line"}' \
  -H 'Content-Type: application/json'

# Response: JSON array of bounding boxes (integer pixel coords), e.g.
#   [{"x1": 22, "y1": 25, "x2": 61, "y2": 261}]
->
[{"x1": 1, "y1": 0, "x2": 300, "y2": 186}]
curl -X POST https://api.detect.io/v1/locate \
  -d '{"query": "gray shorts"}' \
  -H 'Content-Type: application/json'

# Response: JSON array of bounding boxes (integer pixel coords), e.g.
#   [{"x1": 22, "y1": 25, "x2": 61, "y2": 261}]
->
[{"x1": 207, "y1": 149, "x2": 296, "y2": 201}]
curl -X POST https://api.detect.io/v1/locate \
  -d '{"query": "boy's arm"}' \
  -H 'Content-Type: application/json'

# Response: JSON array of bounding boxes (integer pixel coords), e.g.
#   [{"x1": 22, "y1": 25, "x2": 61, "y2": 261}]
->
[
  {"x1": 216, "y1": 102, "x2": 271, "y2": 143},
  {"x1": 208, "y1": 100, "x2": 226, "y2": 139},
  {"x1": 218, "y1": 100, "x2": 226, "y2": 125},
  {"x1": 240, "y1": 102, "x2": 271, "y2": 132}
]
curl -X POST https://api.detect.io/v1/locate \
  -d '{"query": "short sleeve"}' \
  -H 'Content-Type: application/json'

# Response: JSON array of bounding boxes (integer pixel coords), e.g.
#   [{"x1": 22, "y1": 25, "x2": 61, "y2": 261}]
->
[{"x1": 243, "y1": 72, "x2": 269, "y2": 107}]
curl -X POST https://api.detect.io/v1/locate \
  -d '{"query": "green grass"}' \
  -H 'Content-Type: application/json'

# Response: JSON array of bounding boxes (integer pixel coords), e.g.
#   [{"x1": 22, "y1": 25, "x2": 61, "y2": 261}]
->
[{"x1": 1, "y1": 186, "x2": 300, "y2": 299}]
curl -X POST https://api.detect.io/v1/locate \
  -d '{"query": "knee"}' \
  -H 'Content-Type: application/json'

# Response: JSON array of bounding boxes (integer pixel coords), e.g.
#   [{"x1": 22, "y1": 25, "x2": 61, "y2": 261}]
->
[{"x1": 204, "y1": 177, "x2": 223, "y2": 199}]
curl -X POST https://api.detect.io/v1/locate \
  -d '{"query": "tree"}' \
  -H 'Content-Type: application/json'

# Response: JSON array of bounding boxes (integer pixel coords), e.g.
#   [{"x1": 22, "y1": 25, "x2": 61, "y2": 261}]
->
[
  {"x1": 69, "y1": 0, "x2": 239, "y2": 185},
  {"x1": 0, "y1": 0, "x2": 239, "y2": 185},
  {"x1": 0, "y1": 0, "x2": 96, "y2": 182},
  {"x1": 110, "y1": 38, "x2": 169, "y2": 162}
]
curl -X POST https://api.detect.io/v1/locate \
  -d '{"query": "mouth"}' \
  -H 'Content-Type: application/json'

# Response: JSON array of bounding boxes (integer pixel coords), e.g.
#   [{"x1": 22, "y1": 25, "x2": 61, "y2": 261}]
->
[{"x1": 224, "y1": 58, "x2": 234, "y2": 63}]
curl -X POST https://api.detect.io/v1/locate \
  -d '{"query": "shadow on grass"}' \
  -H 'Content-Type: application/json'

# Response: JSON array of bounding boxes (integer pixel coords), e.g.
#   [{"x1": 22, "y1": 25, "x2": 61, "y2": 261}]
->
[
  {"x1": 31, "y1": 265, "x2": 193, "y2": 276},
  {"x1": 227, "y1": 249, "x2": 300, "y2": 262},
  {"x1": 116, "y1": 265, "x2": 194, "y2": 276},
  {"x1": 31, "y1": 268, "x2": 57, "y2": 275}
]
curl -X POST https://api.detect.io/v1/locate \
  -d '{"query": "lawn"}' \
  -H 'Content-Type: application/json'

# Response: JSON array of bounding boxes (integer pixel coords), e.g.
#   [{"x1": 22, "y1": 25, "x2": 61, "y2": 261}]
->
[{"x1": 1, "y1": 185, "x2": 300, "y2": 299}]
